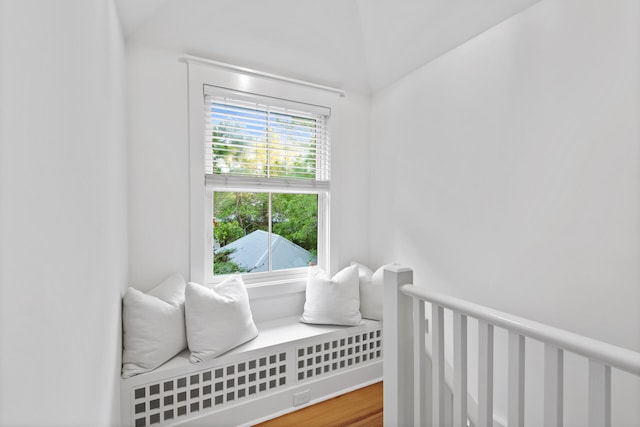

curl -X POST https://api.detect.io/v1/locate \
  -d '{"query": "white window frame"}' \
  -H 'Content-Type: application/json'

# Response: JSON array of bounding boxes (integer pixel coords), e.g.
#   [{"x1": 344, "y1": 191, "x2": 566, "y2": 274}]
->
[{"x1": 185, "y1": 58, "x2": 339, "y2": 289}]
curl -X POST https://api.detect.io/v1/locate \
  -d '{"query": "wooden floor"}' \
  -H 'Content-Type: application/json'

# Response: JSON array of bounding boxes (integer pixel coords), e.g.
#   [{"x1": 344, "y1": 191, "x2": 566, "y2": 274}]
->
[{"x1": 254, "y1": 382, "x2": 383, "y2": 427}]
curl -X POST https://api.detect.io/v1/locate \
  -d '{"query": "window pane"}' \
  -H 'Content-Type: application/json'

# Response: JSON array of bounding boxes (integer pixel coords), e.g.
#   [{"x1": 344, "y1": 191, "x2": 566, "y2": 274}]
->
[
  {"x1": 271, "y1": 193, "x2": 318, "y2": 271},
  {"x1": 267, "y1": 112, "x2": 318, "y2": 179},
  {"x1": 208, "y1": 100, "x2": 321, "y2": 179},
  {"x1": 210, "y1": 104, "x2": 268, "y2": 177},
  {"x1": 213, "y1": 192, "x2": 269, "y2": 274},
  {"x1": 213, "y1": 192, "x2": 318, "y2": 276}
]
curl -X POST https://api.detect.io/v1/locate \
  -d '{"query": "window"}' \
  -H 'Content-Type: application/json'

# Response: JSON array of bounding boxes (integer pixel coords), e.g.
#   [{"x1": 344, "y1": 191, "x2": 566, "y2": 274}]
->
[{"x1": 201, "y1": 86, "x2": 330, "y2": 283}]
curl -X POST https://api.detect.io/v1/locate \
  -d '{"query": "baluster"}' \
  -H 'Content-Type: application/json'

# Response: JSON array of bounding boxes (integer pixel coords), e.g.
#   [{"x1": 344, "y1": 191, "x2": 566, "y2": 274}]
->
[
  {"x1": 453, "y1": 312, "x2": 467, "y2": 427},
  {"x1": 478, "y1": 320, "x2": 494, "y2": 427},
  {"x1": 588, "y1": 360, "x2": 611, "y2": 427},
  {"x1": 508, "y1": 332, "x2": 525, "y2": 427},
  {"x1": 413, "y1": 298, "x2": 428, "y2": 426},
  {"x1": 432, "y1": 303, "x2": 445, "y2": 427},
  {"x1": 544, "y1": 344, "x2": 564, "y2": 427}
]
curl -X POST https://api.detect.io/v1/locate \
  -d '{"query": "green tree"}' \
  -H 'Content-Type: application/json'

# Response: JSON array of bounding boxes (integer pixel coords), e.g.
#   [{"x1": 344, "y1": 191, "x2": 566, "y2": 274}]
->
[
  {"x1": 213, "y1": 220, "x2": 244, "y2": 247},
  {"x1": 214, "y1": 192, "x2": 269, "y2": 237},
  {"x1": 213, "y1": 248, "x2": 247, "y2": 275},
  {"x1": 272, "y1": 193, "x2": 318, "y2": 255}
]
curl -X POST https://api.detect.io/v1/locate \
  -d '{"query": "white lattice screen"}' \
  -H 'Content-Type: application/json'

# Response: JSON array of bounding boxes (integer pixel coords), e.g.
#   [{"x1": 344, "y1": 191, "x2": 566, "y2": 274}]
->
[
  {"x1": 296, "y1": 330, "x2": 382, "y2": 381},
  {"x1": 123, "y1": 323, "x2": 382, "y2": 426},
  {"x1": 131, "y1": 352, "x2": 287, "y2": 426}
]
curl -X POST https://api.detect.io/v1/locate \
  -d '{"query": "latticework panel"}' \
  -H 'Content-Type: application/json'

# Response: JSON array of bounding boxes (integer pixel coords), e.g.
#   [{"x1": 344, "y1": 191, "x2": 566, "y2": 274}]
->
[
  {"x1": 130, "y1": 352, "x2": 287, "y2": 426},
  {"x1": 296, "y1": 328, "x2": 382, "y2": 382}
]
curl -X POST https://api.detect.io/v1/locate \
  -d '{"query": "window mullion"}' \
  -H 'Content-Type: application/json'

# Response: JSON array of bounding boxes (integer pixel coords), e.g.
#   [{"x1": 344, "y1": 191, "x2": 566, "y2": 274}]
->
[{"x1": 268, "y1": 192, "x2": 272, "y2": 272}]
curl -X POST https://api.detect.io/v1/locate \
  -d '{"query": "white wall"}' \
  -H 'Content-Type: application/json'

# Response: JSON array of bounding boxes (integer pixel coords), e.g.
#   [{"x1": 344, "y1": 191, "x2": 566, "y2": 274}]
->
[
  {"x1": 126, "y1": 43, "x2": 371, "y2": 318},
  {"x1": 0, "y1": 0, "x2": 127, "y2": 425},
  {"x1": 126, "y1": 43, "x2": 191, "y2": 289},
  {"x1": 370, "y1": 0, "x2": 639, "y2": 424}
]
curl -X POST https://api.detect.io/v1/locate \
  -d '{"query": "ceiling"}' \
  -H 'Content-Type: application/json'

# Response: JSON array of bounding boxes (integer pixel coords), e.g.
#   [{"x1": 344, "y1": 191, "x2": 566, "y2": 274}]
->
[{"x1": 116, "y1": 0, "x2": 539, "y2": 94}]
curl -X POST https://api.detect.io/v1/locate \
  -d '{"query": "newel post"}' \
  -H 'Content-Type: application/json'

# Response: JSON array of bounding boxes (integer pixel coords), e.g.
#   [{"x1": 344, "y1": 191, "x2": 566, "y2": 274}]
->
[{"x1": 383, "y1": 265, "x2": 414, "y2": 427}]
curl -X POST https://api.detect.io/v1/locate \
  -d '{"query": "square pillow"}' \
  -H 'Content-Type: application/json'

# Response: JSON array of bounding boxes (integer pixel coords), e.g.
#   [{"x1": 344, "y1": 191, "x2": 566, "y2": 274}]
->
[
  {"x1": 300, "y1": 264, "x2": 362, "y2": 326},
  {"x1": 122, "y1": 273, "x2": 187, "y2": 378},
  {"x1": 185, "y1": 275, "x2": 258, "y2": 363},
  {"x1": 351, "y1": 261, "x2": 396, "y2": 320}
]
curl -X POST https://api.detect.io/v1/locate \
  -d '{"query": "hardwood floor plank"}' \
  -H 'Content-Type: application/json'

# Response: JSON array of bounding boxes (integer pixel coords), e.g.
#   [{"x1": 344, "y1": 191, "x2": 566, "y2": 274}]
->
[
  {"x1": 346, "y1": 411, "x2": 383, "y2": 427},
  {"x1": 254, "y1": 382, "x2": 383, "y2": 427}
]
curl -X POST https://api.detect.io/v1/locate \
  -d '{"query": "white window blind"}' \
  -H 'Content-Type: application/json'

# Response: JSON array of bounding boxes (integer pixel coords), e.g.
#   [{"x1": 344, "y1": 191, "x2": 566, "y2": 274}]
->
[{"x1": 203, "y1": 86, "x2": 330, "y2": 192}]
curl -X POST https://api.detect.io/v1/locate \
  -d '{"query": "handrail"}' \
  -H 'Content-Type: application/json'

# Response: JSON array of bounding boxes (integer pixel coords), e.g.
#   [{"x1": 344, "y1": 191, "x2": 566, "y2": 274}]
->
[{"x1": 401, "y1": 284, "x2": 640, "y2": 376}]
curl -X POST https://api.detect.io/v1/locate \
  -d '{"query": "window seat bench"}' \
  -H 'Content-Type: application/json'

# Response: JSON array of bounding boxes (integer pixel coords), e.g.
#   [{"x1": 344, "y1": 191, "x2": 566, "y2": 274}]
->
[{"x1": 121, "y1": 316, "x2": 382, "y2": 427}]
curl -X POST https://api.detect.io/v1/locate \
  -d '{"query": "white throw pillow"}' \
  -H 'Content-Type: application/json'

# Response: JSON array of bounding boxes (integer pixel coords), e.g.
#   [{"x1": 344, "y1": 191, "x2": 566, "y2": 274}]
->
[
  {"x1": 185, "y1": 276, "x2": 258, "y2": 363},
  {"x1": 351, "y1": 262, "x2": 396, "y2": 320},
  {"x1": 300, "y1": 265, "x2": 362, "y2": 326},
  {"x1": 372, "y1": 264, "x2": 396, "y2": 287},
  {"x1": 122, "y1": 273, "x2": 187, "y2": 378},
  {"x1": 351, "y1": 261, "x2": 380, "y2": 320}
]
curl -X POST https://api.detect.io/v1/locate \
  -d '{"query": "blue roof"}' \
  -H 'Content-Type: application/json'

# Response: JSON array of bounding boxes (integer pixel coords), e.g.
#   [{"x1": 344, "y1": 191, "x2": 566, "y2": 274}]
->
[{"x1": 217, "y1": 230, "x2": 315, "y2": 272}]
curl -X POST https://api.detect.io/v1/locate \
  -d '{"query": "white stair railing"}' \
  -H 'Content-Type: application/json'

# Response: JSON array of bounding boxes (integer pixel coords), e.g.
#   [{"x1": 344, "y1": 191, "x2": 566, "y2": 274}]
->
[{"x1": 383, "y1": 265, "x2": 640, "y2": 427}]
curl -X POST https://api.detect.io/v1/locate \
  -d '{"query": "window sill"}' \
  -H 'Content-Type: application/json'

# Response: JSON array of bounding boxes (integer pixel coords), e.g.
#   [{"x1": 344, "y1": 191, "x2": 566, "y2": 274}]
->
[
  {"x1": 245, "y1": 278, "x2": 307, "y2": 300},
  {"x1": 208, "y1": 268, "x2": 310, "y2": 300}
]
